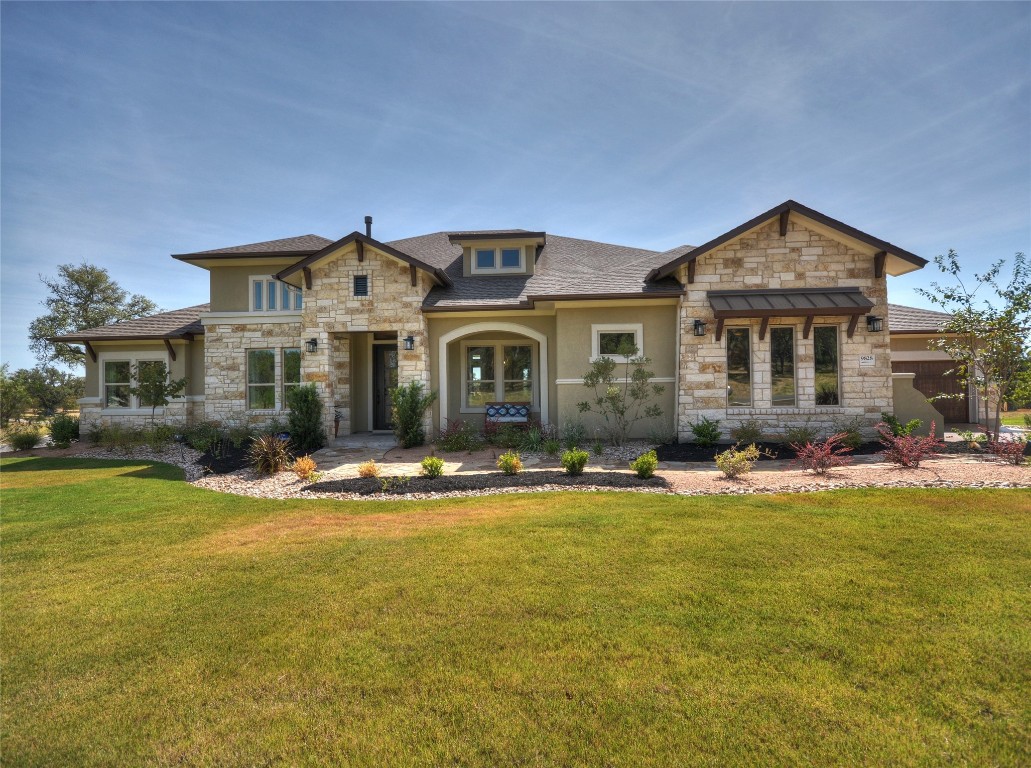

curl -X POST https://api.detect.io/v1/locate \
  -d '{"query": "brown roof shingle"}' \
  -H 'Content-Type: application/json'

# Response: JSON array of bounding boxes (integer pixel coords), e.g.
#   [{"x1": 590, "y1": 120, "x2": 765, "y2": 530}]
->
[
  {"x1": 888, "y1": 303, "x2": 952, "y2": 333},
  {"x1": 51, "y1": 304, "x2": 209, "y2": 341},
  {"x1": 173, "y1": 235, "x2": 333, "y2": 258}
]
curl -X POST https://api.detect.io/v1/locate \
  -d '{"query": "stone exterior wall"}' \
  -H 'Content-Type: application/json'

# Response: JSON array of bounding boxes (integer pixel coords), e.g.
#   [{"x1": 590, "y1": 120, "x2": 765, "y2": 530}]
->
[
  {"x1": 78, "y1": 398, "x2": 203, "y2": 431},
  {"x1": 677, "y1": 218, "x2": 893, "y2": 442},
  {"x1": 299, "y1": 244, "x2": 433, "y2": 437}
]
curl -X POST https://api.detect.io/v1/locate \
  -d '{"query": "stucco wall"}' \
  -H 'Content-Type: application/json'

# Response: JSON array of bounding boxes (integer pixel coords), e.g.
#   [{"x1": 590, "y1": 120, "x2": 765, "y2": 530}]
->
[
  {"x1": 208, "y1": 261, "x2": 299, "y2": 312},
  {"x1": 677, "y1": 218, "x2": 893, "y2": 441}
]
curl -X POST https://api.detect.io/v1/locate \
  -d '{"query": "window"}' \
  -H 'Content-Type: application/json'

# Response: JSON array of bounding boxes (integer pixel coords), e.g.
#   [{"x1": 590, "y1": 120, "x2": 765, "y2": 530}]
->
[
  {"x1": 250, "y1": 276, "x2": 301, "y2": 312},
  {"x1": 814, "y1": 326, "x2": 840, "y2": 405},
  {"x1": 354, "y1": 275, "x2": 369, "y2": 297},
  {"x1": 462, "y1": 342, "x2": 535, "y2": 410},
  {"x1": 726, "y1": 328, "x2": 752, "y2": 407},
  {"x1": 770, "y1": 327, "x2": 796, "y2": 407},
  {"x1": 247, "y1": 350, "x2": 276, "y2": 410},
  {"x1": 282, "y1": 348, "x2": 301, "y2": 405},
  {"x1": 136, "y1": 360, "x2": 166, "y2": 407},
  {"x1": 592, "y1": 324, "x2": 644, "y2": 359},
  {"x1": 471, "y1": 246, "x2": 524, "y2": 274},
  {"x1": 104, "y1": 361, "x2": 131, "y2": 408}
]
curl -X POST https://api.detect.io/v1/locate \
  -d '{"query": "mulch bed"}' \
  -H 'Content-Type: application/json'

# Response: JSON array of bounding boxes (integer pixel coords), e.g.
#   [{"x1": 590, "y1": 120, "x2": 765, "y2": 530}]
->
[
  {"x1": 309, "y1": 470, "x2": 669, "y2": 496},
  {"x1": 655, "y1": 441, "x2": 885, "y2": 462},
  {"x1": 197, "y1": 444, "x2": 250, "y2": 474}
]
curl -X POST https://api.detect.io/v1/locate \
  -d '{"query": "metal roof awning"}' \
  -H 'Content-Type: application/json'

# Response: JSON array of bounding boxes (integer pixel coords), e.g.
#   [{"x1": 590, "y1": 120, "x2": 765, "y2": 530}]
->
[{"x1": 706, "y1": 288, "x2": 875, "y2": 340}]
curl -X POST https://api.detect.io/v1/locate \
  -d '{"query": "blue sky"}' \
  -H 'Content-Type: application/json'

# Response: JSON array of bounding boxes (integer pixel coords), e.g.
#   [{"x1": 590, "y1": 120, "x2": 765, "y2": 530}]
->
[{"x1": 2, "y1": 1, "x2": 1029, "y2": 371}]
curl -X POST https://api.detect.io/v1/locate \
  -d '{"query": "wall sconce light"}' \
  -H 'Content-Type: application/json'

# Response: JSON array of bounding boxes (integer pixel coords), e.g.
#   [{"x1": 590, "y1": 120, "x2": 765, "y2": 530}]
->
[
  {"x1": 403, "y1": 335, "x2": 416, "y2": 351},
  {"x1": 866, "y1": 315, "x2": 883, "y2": 333},
  {"x1": 693, "y1": 319, "x2": 707, "y2": 337},
  {"x1": 305, "y1": 338, "x2": 318, "y2": 353}
]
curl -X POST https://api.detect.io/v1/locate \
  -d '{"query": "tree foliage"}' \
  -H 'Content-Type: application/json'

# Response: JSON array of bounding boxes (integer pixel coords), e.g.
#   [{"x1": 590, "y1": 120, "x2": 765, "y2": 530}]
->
[
  {"x1": 916, "y1": 251, "x2": 1030, "y2": 441},
  {"x1": 126, "y1": 361, "x2": 188, "y2": 425},
  {"x1": 577, "y1": 342, "x2": 664, "y2": 446},
  {"x1": 6, "y1": 365, "x2": 84, "y2": 418},
  {"x1": 0, "y1": 364, "x2": 31, "y2": 426},
  {"x1": 28, "y1": 263, "x2": 158, "y2": 367}
]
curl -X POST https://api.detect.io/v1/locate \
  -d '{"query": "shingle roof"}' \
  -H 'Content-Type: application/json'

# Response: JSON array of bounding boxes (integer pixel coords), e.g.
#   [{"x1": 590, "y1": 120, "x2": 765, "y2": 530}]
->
[
  {"x1": 51, "y1": 304, "x2": 209, "y2": 341},
  {"x1": 385, "y1": 232, "x2": 683, "y2": 310},
  {"x1": 173, "y1": 235, "x2": 333, "y2": 258},
  {"x1": 888, "y1": 303, "x2": 952, "y2": 333}
]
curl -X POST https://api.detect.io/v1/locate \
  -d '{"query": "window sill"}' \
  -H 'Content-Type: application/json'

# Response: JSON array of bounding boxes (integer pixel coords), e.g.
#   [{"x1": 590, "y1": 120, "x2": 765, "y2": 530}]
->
[{"x1": 101, "y1": 408, "x2": 166, "y2": 415}]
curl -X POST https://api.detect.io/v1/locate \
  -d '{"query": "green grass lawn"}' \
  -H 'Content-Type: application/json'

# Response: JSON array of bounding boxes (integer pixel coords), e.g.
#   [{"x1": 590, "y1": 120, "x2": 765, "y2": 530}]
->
[
  {"x1": 1001, "y1": 410, "x2": 1030, "y2": 427},
  {"x1": 2, "y1": 457, "x2": 1029, "y2": 767}
]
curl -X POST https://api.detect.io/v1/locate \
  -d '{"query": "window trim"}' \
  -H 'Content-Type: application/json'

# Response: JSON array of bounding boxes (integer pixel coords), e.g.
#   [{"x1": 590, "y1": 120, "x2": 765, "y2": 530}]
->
[
  {"x1": 725, "y1": 326, "x2": 753, "y2": 408},
  {"x1": 98, "y1": 351, "x2": 171, "y2": 412},
  {"x1": 769, "y1": 326, "x2": 797, "y2": 408},
  {"x1": 353, "y1": 274, "x2": 370, "y2": 298},
  {"x1": 469, "y1": 245, "x2": 525, "y2": 275},
  {"x1": 590, "y1": 323, "x2": 645, "y2": 361},
  {"x1": 459, "y1": 339, "x2": 538, "y2": 413},
  {"x1": 249, "y1": 275, "x2": 302, "y2": 313}
]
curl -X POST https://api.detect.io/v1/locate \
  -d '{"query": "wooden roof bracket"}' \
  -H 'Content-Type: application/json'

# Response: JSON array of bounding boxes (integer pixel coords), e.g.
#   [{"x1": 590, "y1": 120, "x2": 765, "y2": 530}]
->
[
  {"x1": 356, "y1": 240, "x2": 364, "y2": 263},
  {"x1": 687, "y1": 260, "x2": 696, "y2": 284},
  {"x1": 302, "y1": 267, "x2": 312, "y2": 290},
  {"x1": 163, "y1": 338, "x2": 177, "y2": 362},
  {"x1": 83, "y1": 340, "x2": 97, "y2": 363},
  {"x1": 802, "y1": 316, "x2": 814, "y2": 340},
  {"x1": 715, "y1": 318, "x2": 725, "y2": 342},
  {"x1": 874, "y1": 251, "x2": 886, "y2": 279},
  {"x1": 847, "y1": 314, "x2": 860, "y2": 339},
  {"x1": 779, "y1": 209, "x2": 790, "y2": 237},
  {"x1": 758, "y1": 317, "x2": 770, "y2": 341},
  {"x1": 410, "y1": 264, "x2": 417, "y2": 286}
]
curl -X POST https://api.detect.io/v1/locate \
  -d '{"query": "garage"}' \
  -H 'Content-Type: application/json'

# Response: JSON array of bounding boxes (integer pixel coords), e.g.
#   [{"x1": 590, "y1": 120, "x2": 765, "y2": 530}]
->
[{"x1": 891, "y1": 360, "x2": 970, "y2": 423}]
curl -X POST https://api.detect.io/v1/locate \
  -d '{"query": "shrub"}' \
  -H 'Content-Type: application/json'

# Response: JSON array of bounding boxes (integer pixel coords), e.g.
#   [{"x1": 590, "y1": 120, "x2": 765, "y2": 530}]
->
[
  {"x1": 143, "y1": 425, "x2": 176, "y2": 452},
  {"x1": 435, "y1": 419, "x2": 481, "y2": 452},
  {"x1": 784, "y1": 420, "x2": 819, "y2": 446},
  {"x1": 715, "y1": 443, "x2": 761, "y2": 479},
  {"x1": 543, "y1": 438, "x2": 561, "y2": 456},
  {"x1": 630, "y1": 450, "x2": 659, "y2": 479},
  {"x1": 560, "y1": 417, "x2": 587, "y2": 450},
  {"x1": 390, "y1": 381, "x2": 437, "y2": 449},
  {"x1": 647, "y1": 417, "x2": 678, "y2": 446},
  {"x1": 287, "y1": 384, "x2": 326, "y2": 455},
  {"x1": 815, "y1": 383, "x2": 840, "y2": 406},
  {"x1": 100, "y1": 424, "x2": 144, "y2": 454},
  {"x1": 729, "y1": 419, "x2": 765, "y2": 445},
  {"x1": 1025, "y1": 413, "x2": 1031, "y2": 430},
  {"x1": 876, "y1": 421, "x2": 943, "y2": 468},
  {"x1": 881, "y1": 413, "x2": 922, "y2": 437},
  {"x1": 561, "y1": 447, "x2": 590, "y2": 476},
  {"x1": 248, "y1": 434, "x2": 291, "y2": 474},
  {"x1": 8, "y1": 427, "x2": 42, "y2": 451},
  {"x1": 520, "y1": 425, "x2": 546, "y2": 454},
  {"x1": 792, "y1": 433, "x2": 855, "y2": 475},
  {"x1": 185, "y1": 420, "x2": 221, "y2": 452},
  {"x1": 986, "y1": 437, "x2": 1028, "y2": 465},
  {"x1": 357, "y1": 459, "x2": 381, "y2": 478},
  {"x1": 484, "y1": 422, "x2": 522, "y2": 449},
  {"x1": 292, "y1": 455, "x2": 318, "y2": 481},
  {"x1": 591, "y1": 440, "x2": 605, "y2": 456},
  {"x1": 576, "y1": 346, "x2": 664, "y2": 445},
  {"x1": 690, "y1": 417, "x2": 721, "y2": 447},
  {"x1": 497, "y1": 450, "x2": 523, "y2": 475},
  {"x1": 420, "y1": 455, "x2": 445, "y2": 479},
  {"x1": 958, "y1": 429, "x2": 986, "y2": 450},
  {"x1": 832, "y1": 416, "x2": 865, "y2": 451},
  {"x1": 49, "y1": 413, "x2": 79, "y2": 448}
]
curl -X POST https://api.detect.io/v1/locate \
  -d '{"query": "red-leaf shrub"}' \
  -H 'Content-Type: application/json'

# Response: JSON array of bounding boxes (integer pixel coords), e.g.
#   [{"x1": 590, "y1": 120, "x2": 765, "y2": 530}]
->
[
  {"x1": 986, "y1": 439, "x2": 1028, "y2": 465},
  {"x1": 876, "y1": 421, "x2": 944, "y2": 468},
  {"x1": 791, "y1": 433, "x2": 855, "y2": 475}
]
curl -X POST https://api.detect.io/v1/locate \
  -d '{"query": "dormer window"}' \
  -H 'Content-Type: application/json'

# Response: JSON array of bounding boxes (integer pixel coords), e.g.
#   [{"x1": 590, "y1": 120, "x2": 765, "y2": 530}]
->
[
  {"x1": 472, "y1": 246, "x2": 524, "y2": 274},
  {"x1": 250, "y1": 276, "x2": 302, "y2": 313}
]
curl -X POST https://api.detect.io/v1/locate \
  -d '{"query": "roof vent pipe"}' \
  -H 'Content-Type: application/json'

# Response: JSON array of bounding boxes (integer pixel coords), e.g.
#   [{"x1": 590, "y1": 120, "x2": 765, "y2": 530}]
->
[{"x1": 364, "y1": 215, "x2": 372, "y2": 238}]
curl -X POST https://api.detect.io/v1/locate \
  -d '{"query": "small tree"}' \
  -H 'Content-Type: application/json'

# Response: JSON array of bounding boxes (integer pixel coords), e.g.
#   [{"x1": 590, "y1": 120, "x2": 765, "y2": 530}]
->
[
  {"x1": 390, "y1": 381, "x2": 437, "y2": 449},
  {"x1": 286, "y1": 384, "x2": 326, "y2": 454},
  {"x1": 916, "y1": 251, "x2": 1031, "y2": 441},
  {"x1": 577, "y1": 342, "x2": 664, "y2": 446},
  {"x1": 0, "y1": 364, "x2": 31, "y2": 426},
  {"x1": 127, "y1": 361, "x2": 188, "y2": 425}
]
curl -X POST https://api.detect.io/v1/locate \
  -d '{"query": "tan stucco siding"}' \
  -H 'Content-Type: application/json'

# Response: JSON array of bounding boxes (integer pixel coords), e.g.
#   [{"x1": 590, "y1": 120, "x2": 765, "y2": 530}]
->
[
  {"x1": 208, "y1": 261, "x2": 300, "y2": 312},
  {"x1": 461, "y1": 241, "x2": 536, "y2": 277},
  {"x1": 889, "y1": 334, "x2": 954, "y2": 361},
  {"x1": 677, "y1": 217, "x2": 893, "y2": 440}
]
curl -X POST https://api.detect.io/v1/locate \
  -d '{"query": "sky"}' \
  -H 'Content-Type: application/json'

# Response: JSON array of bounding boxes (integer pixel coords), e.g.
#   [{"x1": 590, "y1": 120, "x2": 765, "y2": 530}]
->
[{"x1": 2, "y1": 1, "x2": 1029, "y2": 372}]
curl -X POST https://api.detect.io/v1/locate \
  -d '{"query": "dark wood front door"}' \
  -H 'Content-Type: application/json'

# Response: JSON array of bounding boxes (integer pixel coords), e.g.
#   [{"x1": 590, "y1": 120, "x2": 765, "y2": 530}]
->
[
  {"x1": 373, "y1": 345, "x2": 399, "y2": 431},
  {"x1": 892, "y1": 360, "x2": 970, "y2": 422}
]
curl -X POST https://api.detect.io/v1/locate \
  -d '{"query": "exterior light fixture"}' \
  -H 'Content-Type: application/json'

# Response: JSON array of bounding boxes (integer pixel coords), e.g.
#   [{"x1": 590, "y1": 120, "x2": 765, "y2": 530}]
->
[
  {"x1": 305, "y1": 338, "x2": 318, "y2": 353},
  {"x1": 866, "y1": 315, "x2": 883, "y2": 332},
  {"x1": 693, "y1": 319, "x2": 707, "y2": 337},
  {"x1": 403, "y1": 335, "x2": 416, "y2": 351}
]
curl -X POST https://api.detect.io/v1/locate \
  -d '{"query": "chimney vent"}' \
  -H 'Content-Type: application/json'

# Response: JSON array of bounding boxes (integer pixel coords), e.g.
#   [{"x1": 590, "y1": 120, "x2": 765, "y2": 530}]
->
[{"x1": 364, "y1": 215, "x2": 372, "y2": 238}]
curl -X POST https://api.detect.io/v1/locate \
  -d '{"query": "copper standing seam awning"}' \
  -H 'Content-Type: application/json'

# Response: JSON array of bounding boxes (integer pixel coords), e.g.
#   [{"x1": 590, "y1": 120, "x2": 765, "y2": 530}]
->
[{"x1": 706, "y1": 288, "x2": 875, "y2": 341}]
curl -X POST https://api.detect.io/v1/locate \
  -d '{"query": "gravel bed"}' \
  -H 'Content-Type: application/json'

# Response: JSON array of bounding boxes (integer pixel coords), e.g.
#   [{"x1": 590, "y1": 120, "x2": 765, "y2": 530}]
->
[{"x1": 78, "y1": 445, "x2": 206, "y2": 481}]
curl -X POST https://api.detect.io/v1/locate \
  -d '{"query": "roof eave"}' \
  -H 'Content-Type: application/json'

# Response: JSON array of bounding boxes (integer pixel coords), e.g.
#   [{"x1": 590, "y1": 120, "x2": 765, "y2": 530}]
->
[{"x1": 274, "y1": 232, "x2": 452, "y2": 287}]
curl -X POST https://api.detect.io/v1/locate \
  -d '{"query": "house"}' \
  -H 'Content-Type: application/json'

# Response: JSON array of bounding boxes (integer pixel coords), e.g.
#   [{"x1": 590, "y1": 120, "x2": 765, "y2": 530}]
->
[{"x1": 57, "y1": 200, "x2": 947, "y2": 442}]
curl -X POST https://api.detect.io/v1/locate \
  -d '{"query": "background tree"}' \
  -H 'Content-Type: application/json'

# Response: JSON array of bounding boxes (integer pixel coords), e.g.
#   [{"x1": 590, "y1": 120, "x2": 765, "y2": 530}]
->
[
  {"x1": 12, "y1": 366, "x2": 85, "y2": 417},
  {"x1": 916, "y1": 251, "x2": 1030, "y2": 441},
  {"x1": 127, "y1": 362, "x2": 188, "y2": 425},
  {"x1": 28, "y1": 263, "x2": 158, "y2": 367},
  {"x1": 0, "y1": 364, "x2": 31, "y2": 426}
]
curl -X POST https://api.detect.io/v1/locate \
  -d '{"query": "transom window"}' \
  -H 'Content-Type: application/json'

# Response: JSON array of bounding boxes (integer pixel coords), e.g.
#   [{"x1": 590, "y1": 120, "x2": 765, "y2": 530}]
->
[
  {"x1": 250, "y1": 276, "x2": 302, "y2": 313},
  {"x1": 463, "y1": 342, "x2": 534, "y2": 410},
  {"x1": 471, "y1": 246, "x2": 524, "y2": 274},
  {"x1": 591, "y1": 324, "x2": 644, "y2": 359}
]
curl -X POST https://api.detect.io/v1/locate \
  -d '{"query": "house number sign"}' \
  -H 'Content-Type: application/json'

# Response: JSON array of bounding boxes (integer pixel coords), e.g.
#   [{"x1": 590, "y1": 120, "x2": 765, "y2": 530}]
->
[{"x1": 858, "y1": 354, "x2": 875, "y2": 367}]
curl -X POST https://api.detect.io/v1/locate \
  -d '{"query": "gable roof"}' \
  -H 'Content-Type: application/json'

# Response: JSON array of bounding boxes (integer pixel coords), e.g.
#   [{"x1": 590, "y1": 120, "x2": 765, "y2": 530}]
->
[
  {"x1": 647, "y1": 200, "x2": 927, "y2": 281},
  {"x1": 888, "y1": 303, "x2": 952, "y2": 333},
  {"x1": 172, "y1": 235, "x2": 333, "y2": 260},
  {"x1": 273, "y1": 231, "x2": 453, "y2": 287},
  {"x1": 50, "y1": 304, "x2": 209, "y2": 342}
]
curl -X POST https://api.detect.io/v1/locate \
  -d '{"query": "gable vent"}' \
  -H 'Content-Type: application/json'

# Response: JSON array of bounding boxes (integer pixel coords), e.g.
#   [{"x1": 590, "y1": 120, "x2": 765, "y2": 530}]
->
[{"x1": 353, "y1": 275, "x2": 369, "y2": 297}]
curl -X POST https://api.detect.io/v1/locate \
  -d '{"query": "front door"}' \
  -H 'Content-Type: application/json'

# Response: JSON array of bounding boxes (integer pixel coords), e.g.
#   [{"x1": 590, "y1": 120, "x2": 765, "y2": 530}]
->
[{"x1": 373, "y1": 345, "x2": 399, "y2": 431}]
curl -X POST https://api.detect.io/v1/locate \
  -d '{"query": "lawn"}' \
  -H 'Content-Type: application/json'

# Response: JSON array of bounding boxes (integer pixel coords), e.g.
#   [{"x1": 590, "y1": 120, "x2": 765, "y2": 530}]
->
[
  {"x1": 1001, "y1": 409, "x2": 1030, "y2": 427},
  {"x1": 2, "y1": 458, "x2": 1029, "y2": 767}
]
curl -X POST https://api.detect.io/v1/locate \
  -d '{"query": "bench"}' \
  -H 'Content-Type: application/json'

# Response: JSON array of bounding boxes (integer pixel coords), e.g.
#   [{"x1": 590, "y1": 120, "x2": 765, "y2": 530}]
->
[{"x1": 484, "y1": 402, "x2": 531, "y2": 427}]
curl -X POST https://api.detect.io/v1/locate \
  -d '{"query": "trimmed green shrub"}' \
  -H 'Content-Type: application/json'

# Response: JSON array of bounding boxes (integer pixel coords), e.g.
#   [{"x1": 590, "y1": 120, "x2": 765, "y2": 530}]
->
[
  {"x1": 390, "y1": 381, "x2": 437, "y2": 449},
  {"x1": 287, "y1": 384, "x2": 326, "y2": 454},
  {"x1": 249, "y1": 434, "x2": 291, "y2": 475},
  {"x1": 49, "y1": 414, "x2": 79, "y2": 448},
  {"x1": 435, "y1": 419, "x2": 481, "y2": 452},
  {"x1": 9, "y1": 428, "x2": 42, "y2": 451},
  {"x1": 690, "y1": 417, "x2": 721, "y2": 447},
  {"x1": 729, "y1": 419, "x2": 765, "y2": 445},
  {"x1": 880, "y1": 413, "x2": 922, "y2": 437},
  {"x1": 420, "y1": 455, "x2": 445, "y2": 479},
  {"x1": 497, "y1": 450, "x2": 523, "y2": 475},
  {"x1": 561, "y1": 447, "x2": 590, "y2": 476},
  {"x1": 542, "y1": 438, "x2": 561, "y2": 456},
  {"x1": 715, "y1": 443, "x2": 761, "y2": 478},
  {"x1": 561, "y1": 417, "x2": 587, "y2": 450},
  {"x1": 630, "y1": 450, "x2": 659, "y2": 479},
  {"x1": 784, "y1": 421, "x2": 818, "y2": 446},
  {"x1": 832, "y1": 416, "x2": 865, "y2": 451}
]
